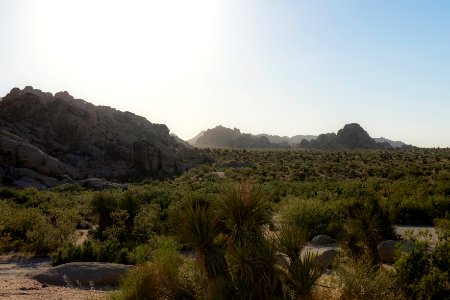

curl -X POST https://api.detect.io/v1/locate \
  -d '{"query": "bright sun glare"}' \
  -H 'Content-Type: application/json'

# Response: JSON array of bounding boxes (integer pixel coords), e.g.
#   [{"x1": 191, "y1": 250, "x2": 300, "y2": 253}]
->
[{"x1": 29, "y1": 0, "x2": 222, "y2": 87}]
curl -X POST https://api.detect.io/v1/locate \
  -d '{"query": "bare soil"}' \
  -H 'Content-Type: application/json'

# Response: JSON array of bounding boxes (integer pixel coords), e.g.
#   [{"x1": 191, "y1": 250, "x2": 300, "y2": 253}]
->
[{"x1": 0, "y1": 255, "x2": 109, "y2": 300}]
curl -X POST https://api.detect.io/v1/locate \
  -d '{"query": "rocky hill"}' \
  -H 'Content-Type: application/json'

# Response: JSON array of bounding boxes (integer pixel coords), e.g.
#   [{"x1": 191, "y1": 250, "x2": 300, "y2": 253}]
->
[
  {"x1": 192, "y1": 125, "x2": 283, "y2": 148},
  {"x1": 0, "y1": 86, "x2": 210, "y2": 188},
  {"x1": 298, "y1": 123, "x2": 391, "y2": 149}
]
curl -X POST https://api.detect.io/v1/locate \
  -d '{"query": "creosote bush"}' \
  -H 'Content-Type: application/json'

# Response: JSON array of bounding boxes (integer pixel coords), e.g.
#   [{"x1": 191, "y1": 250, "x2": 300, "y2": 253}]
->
[{"x1": 395, "y1": 219, "x2": 450, "y2": 299}]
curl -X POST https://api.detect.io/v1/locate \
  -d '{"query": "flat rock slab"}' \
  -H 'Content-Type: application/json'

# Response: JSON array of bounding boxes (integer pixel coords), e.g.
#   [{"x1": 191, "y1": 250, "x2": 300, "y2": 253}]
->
[{"x1": 31, "y1": 262, "x2": 133, "y2": 288}]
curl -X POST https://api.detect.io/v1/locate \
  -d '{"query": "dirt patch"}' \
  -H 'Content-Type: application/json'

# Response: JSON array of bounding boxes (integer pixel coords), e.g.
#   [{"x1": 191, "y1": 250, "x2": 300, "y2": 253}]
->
[
  {"x1": 76, "y1": 229, "x2": 90, "y2": 246},
  {"x1": 395, "y1": 225, "x2": 437, "y2": 245},
  {"x1": 0, "y1": 256, "x2": 109, "y2": 300}
]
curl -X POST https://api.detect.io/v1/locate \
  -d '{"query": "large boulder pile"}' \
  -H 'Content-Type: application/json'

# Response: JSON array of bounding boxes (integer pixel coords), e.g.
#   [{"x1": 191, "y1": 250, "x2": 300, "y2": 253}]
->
[{"x1": 0, "y1": 86, "x2": 211, "y2": 187}]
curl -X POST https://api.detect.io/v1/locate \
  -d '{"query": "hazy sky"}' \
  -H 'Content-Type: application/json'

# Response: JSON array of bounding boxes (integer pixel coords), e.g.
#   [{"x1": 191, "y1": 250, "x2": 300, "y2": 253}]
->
[{"x1": 1, "y1": 0, "x2": 450, "y2": 147}]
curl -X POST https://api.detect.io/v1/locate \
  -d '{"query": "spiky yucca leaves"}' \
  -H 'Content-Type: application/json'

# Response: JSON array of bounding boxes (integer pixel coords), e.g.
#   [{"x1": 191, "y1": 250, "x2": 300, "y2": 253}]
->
[
  {"x1": 218, "y1": 182, "x2": 273, "y2": 246},
  {"x1": 227, "y1": 240, "x2": 280, "y2": 300},
  {"x1": 217, "y1": 182, "x2": 280, "y2": 299},
  {"x1": 176, "y1": 197, "x2": 227, "y2": 280},
  {"x1": 275, "y1": 225, "x2": 323, "y2": 299},
  {"x1": 275, "y1": 224, "x2": 308, "y2": 262},
  {"x1": 284, "y1": 252, "x2": 324, "y2": 300},
  {"x1": 340, "y1": 198, "x2": 396, "y2": 266}
]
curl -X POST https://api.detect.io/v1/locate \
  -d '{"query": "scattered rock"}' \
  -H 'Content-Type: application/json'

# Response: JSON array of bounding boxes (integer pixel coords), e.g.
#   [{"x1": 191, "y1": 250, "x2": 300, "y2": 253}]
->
[
  {"x1": 32, "y1": 262, "x2": 133, "y2": 288},
  {"x1": 377, "y1": 240, "x2": 413, "y2": 263},
  {"x1": 302, "y1": 246, "x2": 338, "y2": 269},
  {"x1": 314, "y1": 249, "x2": 337, "y2": 269},
  {"x1": 311, "y1": 235, "x2": 335, "y2": 245}
]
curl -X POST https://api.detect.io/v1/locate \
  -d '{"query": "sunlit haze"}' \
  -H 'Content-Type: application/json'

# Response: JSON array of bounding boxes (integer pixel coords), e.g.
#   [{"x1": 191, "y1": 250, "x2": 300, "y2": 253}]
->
[{"x1": 1, "y1": 0, "x2": 450, "y2": 147}]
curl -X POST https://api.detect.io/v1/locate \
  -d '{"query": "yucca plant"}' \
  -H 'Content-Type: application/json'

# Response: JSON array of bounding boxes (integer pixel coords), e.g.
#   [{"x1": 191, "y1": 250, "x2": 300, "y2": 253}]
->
[
  {"x1": 340, "y1": 198, "x2": 396, "y2": 266},
  {"x1": 275, "y1": 224, "x2": 308, "y2": 262},
  {"x1": 227, "y1": 240, "x2": 280, "y2": 300},
  {"x1": 275, "y1": 225, "x2": 323, "y2": 299},
  {"x1": 218, "y1": 181, "x2": 272, "y2": 246},
  {"x1": 176, "y1": 197, "x2": 227, "y2": 280},
  {"x1": 218, "y1": 182, "x2": 279, "y2": 299}
]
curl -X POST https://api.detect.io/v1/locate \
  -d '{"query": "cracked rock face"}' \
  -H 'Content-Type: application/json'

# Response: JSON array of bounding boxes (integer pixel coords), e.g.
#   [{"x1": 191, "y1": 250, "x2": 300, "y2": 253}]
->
[{"x1": 0, "y1": 86, "x2": 210, "y2": 187}]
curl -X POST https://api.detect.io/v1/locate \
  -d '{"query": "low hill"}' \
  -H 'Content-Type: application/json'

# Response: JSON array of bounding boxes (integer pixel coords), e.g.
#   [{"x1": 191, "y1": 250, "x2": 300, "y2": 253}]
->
[{"x1": 0, "y1": 86, "x2": 210, "y2": 188}]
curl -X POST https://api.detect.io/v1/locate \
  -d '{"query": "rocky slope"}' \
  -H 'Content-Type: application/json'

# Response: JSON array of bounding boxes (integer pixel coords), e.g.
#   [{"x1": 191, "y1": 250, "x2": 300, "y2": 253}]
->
[
  {"x1": 187, "y1": 130, "x2": 205, "y2": 145},
  {"x1": 0, "y1": 86, "x2": 210, "y2": 188}
]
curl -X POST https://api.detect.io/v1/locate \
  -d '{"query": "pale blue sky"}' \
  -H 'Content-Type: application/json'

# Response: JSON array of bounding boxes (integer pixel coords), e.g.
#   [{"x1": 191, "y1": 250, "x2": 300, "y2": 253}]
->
[{"x1": 1, "y1": 0, "x2": 449, "y2": 147}]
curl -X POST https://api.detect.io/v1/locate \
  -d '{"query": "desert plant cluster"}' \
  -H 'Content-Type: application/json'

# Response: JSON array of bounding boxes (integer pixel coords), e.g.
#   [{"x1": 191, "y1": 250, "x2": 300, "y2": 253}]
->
[{"x1": 1, "y1": 148, "x2": 449, "y2": 299}]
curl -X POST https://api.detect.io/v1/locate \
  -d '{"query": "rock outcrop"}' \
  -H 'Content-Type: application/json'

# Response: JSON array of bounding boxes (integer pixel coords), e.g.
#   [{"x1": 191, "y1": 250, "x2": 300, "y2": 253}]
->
[
  {"x1": 32, "y1": 262, "x2": 132, "y2": 287},
  {"x1": 377, "y1": 240, "x2": 413, "y2": 263},
  {"x1": 0, "y1": 86, "x2": 210, "y2": 187},
  {"x1": 311, "y1": 235, "x2": 335, "y2": 246},
  {"x1": 298, "y1": 123, "x2": 392, "y2": 150}
]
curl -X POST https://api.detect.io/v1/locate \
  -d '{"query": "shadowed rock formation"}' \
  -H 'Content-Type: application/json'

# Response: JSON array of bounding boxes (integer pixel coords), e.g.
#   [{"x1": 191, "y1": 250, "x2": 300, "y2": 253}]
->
[
  {"x1": 0, "y1": 86, "x2": 210, "y2": 187},
  {"x1": 298, "y1": 123, "x2": 391, "y2": 150}
]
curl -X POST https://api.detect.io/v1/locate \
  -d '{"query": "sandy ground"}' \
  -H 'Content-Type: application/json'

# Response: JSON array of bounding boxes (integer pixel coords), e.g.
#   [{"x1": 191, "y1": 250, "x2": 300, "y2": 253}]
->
[
  {"x1": 76, "y1": 230, "x2": 90, "y2": 246},
  {"x1": 0, "y1": 256, "x2": 109, "y2": 300},
  {"x1": 395, "y1": 225, "x2": 437, "y2": 245}
]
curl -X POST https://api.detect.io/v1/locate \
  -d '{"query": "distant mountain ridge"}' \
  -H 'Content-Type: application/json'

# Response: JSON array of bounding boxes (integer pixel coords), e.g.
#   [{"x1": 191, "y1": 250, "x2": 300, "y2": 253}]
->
[
  {"x1": 373, "y1": 137, "x2": 406, "y2": 148},
  {"x1": 256, "y1": 134, "x2": 317, "y2": 145},
  {"x1": 189, "y1": 124, "x2": 408, "y2": 149}
]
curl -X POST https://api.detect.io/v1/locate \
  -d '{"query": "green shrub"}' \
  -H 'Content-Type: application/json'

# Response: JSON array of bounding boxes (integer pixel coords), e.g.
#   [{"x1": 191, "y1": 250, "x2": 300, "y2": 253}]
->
[
  {"x1": 111, "y1": 237, "x2": 184, "y2": 300},
  {"x1": 280, "y1": 197, "x2": 345, "y2": 237},
  {"x1": 395, "y1": 221, "x2": 450, "y2": 299},
  {"x1": 333, "y1": 258, "x2": 403, "y2": 299},
  {"x1": 132, "y1": 203, "x2": 161, "y2": 242},
  {"x1": 0, "y1": 202, "x2": 76, "y2": 256}
]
